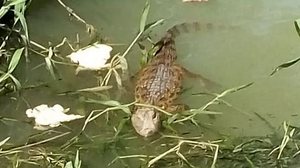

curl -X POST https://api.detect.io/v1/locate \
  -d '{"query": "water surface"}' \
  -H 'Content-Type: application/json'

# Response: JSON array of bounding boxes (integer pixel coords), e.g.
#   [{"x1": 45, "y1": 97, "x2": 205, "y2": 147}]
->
[{"x1": 1, "y1": 0, "x2": 300, "y2": 167}]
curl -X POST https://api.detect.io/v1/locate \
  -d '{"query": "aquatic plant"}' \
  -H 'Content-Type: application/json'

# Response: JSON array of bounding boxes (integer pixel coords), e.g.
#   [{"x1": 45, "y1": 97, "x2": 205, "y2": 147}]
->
[
  {"x1": 2, "y1": 0, "x2": 300, "y2": 168},
  {"x1": 0, "y1": 0, "x2": 30, "y2": 94}
]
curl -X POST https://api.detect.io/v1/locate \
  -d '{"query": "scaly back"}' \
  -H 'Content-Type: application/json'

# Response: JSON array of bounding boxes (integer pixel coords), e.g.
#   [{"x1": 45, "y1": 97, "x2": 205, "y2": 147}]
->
[{"x1": 150, "y1": 22, "x2": 211, "y2": 65}]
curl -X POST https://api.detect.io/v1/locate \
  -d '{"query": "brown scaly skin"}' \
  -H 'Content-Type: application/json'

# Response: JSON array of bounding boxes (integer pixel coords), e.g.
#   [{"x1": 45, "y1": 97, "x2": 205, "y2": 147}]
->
[
  {"x1": 132, "y1": 27, "x2": 185, "y2": 137},
  {"x1": 132, "y1": 22, "x2": 227, "y2": 137}
]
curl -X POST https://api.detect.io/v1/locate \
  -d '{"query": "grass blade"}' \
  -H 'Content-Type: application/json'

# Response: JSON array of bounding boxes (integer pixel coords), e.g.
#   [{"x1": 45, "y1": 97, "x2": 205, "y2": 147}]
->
[
  {"x1": 44, "y1": 48, "x2": 57, "y2": 80},
  {"x1": 13, "y1": 9, "x2": 29, "y2": 43},
  {"x1": 45, "y1": 57, "x2": 56, "y2": 80},
  {"x1": 77, "y1": 85, "x2": 112, "y2": 92},
  {"x1": 9, "y1": 74, "x2": 21, "y2": 90},
  {"x1": 74, "y1": 150, "x2": 81, "y2": 168},
  {"x1": 0, "y1": 137, "x2": 10, "y2": 147},
  {"x1": 0, "y1": 6, "x2": 9, "y2": 19},
  {"x1": 0, "y1": 73, "x2": 10, "y2": 83},
  {"x1": 144, "y1": 19, "x2": 164, "y2": 32},
  {"x1": 139, "y1": 0, "x2": 150, "y2": 32},
  {"x1": 85, "y1": 99, "x2": 121, "y2": 106},
  {"x1": 113, "y1": 68, "x2": 122, "y2": 87},
  {"x1": 294, "y1": 19, "x2": 300, "y2": 37},
  {"x1": 64, "y1": 162, "x2": 73, "y2": 168},
  {"x1": 0, "y1": 0, "x2": 26, "y2": 18},
  {"x1": 270, "y1": 57, "x2": 300, "y2": 76},
  {"x1": 114, "y1": 118, "x2": 129, "y2": 138},
  {"x1": 8, "y1": 48, "x2": 24, "y2": 73}
]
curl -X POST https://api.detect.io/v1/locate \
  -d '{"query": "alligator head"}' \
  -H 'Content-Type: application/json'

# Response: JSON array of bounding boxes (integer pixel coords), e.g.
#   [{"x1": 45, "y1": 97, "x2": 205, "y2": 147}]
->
[{"x1": 131, "y1": 107, "x2": 160, "y2": 137}]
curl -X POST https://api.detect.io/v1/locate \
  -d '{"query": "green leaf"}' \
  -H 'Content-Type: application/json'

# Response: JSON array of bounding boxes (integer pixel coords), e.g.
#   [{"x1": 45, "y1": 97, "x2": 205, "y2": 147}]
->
[
  {"x1": 0, "y1": 48, "x2": 23, "y2": 84},
  {"x1": 0, "y1": 6, "x2": 10, "y2": 19},
  {"x1": 74, "y1": 150, "x2": 81, "y2": 168},
  {"x1": 13, "y1": 9, "x2": 29, "y2": 43},
  {"x1": 85, "y1": 99, "x2": 121, "y2": 106},
  {"x1": 77, "y1": 85, "x2": 112, "y2": 92},
  {"x1": 45, "y1": 57, "x2": 56, "y2": 80},
  {"x1": 144, "y1": 19, "x2": 164, "y2": 32},
  {"x1": 14, "y1": 0, "x2": 26, "y2": 14},
  {"x1": 139, "y1": 0, "x2": 150, "y2": 32},
  {"x1": 85, "y1": 99, "x2": 131, "y2": 114},
  {"x1": 5, "y1": 0, "x2": 26, "y2": 6},
  {"x1": 64, "y1": 161, "x2": 73, "y2": 168},
  {"x1": 294, "y1": 19, "x2": 300, "y2": 37},
  {"x1": 270, "y1": 57, "x2": 300, "y2": 76},
  {"x1": 119, "y1": 105, "x2": 131, "y2": 114},
  {"x1": 9, "y1": 74, "x2": 21, "y2": 90},
  {"x1": 8, "y1": 47, "x2": 24, "y2": 73},
  {"x1": 0, "y1": 137, "x2": 10, "y2": 147},
  {"x1": 0, "y1": 73, "x2": 10, "y2": 84},
  {"x1": 218, "y1": 82, "x2": 254, "y2": 95},
  {"x1": 114, "y1": 118, "x2": 129, "y2": 138},
  {"x1": 162, "y1": 120, "x2": 177, "y2": 133},
  {"x1": 0, "y1": 0, "x2": 26, "y2": 19},
  {"x1": 167, "y1": 114, "x2": 179, "y2": 124},
  {"x1": 118, "y1": 56, "x2": 128, "y2": 73},
  {"x1": 45, "y1": 48, "x2": 57, "y2": 80},
  {"x1": 113, "y1": 68, "x2": 122, "y2": 87},
  {"x1": 138, "y1": 42, "x2": 149, "y2": 66}
]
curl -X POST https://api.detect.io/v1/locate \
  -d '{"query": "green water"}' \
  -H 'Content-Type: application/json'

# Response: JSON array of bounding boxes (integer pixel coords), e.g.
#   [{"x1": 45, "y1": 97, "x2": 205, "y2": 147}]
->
[{"x1": 1, "y1": 0, "x2": 300, "y2": 167}]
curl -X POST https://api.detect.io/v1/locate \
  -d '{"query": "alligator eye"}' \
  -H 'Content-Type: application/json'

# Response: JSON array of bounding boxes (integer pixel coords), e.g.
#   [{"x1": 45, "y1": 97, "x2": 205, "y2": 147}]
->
[{"x1": 152, "y1": 112, "x2": 157, "y2": 119}]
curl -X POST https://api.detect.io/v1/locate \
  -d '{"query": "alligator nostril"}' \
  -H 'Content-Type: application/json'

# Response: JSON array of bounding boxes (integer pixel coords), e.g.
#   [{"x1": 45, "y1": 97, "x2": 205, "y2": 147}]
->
[{"x1": 143, "y1": 129, "x2": 154, "y2": 137}]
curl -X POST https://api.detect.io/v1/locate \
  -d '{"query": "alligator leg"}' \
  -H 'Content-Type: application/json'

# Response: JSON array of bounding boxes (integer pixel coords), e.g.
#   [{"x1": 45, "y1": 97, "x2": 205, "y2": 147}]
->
[
  {"x1": 166, "y1": 104, "x2": 189, "y2": 113},
  {"x1": 174, "y1": 64, "x2": 220, "y2": 89}
]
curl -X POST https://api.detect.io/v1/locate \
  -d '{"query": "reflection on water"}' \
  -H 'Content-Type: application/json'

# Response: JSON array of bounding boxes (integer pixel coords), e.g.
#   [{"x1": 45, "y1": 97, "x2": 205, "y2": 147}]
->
[{"x1": 1, "y1": 0, "x2": 300, "y2": 167}]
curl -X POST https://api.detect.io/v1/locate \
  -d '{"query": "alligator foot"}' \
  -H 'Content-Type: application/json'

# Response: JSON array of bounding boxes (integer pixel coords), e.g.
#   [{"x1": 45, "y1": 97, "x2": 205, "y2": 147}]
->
[
  {"x1": 175, "y1": 64, "x2": 220, "y2": 89},
  {"x1": 166, "y1": 104, "x2": 189, "y2": 112}
]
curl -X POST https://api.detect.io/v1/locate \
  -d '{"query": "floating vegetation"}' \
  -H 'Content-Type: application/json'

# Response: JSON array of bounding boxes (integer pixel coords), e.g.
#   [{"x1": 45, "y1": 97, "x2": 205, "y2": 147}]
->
[{"x1": 270, "y1": 57, "x2": 300, "y2": 76}]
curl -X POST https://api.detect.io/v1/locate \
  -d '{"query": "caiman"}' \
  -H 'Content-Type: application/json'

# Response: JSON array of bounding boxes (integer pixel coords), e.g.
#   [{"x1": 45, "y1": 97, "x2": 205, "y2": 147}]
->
[{"x1": 132, "y1": 22, "x2": 213, "y2": 137}]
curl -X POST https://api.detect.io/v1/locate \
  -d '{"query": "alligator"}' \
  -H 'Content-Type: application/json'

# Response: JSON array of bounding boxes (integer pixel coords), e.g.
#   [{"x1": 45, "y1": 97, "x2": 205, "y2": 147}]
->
[{"x1": 131, "y1": 22, "x2": 212, "y2": 137}]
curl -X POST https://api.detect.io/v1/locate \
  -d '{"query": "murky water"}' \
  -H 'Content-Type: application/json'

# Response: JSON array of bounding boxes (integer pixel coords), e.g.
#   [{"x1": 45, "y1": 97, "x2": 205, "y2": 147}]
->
[{"x1": 1, "y1": 0, "x2": 300, "y2": 167}]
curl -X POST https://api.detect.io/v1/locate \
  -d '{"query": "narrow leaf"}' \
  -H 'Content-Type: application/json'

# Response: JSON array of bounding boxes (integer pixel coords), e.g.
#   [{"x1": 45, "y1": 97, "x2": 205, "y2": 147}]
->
[
  {"x1": 119, "y1": 106, "x2": 131, "y2": 114},
  {"x1": 224, "y1": 82, "x2": 254, "y2": 94},
  {"x1": 45, "y1": 57, "x2": 56, "y2": 80},
  {"x1": 118, "y1": 56, "x2": 128, "y2": 73},
  {"x1": 144, "y1": 19, "x2": 164, "y2": 32},
  {"x1": 0, "y1": 137, "x2": 10, "y2": 147},
  {"x1": 64, "y1": 161, "x2": 73, "y2": 168},
  {"x1": 13, "y1": 9, "x2": 29, "y2": 43},
  {"x1": 294, "y1": 19, "x2": 300, "y2": 37},
  {"x1": 0, "y1": 73, "x2": 10, "y2": 83},
  {"x1": 114, "y1": 118, "x2": 129, "y2": 138},
  {"x1": 8, "y1": 47, "x2": 24, "y2": 73},
  {"x1": 85, "y1": 99, "x2": 121, "y2": 107},
  {"x1": 270, "y1": 57, "x2": 300, "y2": 76},
  {"x1": 9, "y1": 74, "x2": 21, "y2": 90},
  {"x1": 139, "y1": 0, "x2": 150, "y2": 32},
  {"x1": 45, "y1": 48, "x2": 57, "y2": 80},
  {"x1": 74, "y1": 150, "x2": 81, "y2": 168},
  {"x1": 138, "y1": 42, "x2": 149, "y2": 65},
  {"x1": 0, "y1": 0, "x2": 26, "y2": 19},
  {"x1": 77, "y1": 85, "x2": 112, "y2": 92},
  {"x1": 0, "y1": 6, "x2": 9, "y2": 19},
  {"x1": 113, "y1": 68, "x2": 122, "y2": 87}
]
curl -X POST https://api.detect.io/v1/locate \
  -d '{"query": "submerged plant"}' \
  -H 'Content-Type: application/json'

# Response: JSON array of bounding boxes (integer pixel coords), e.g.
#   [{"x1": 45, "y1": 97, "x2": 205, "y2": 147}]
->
[
  {"x1": 64, "y1": 150, "x2": 82, "y2": 168},
  {"x1": 0, "y1": 0, "x2": 31, "y2": 94},
  {"x1": 0, "y1": 47, "x2": 23, "y2": 94}
]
